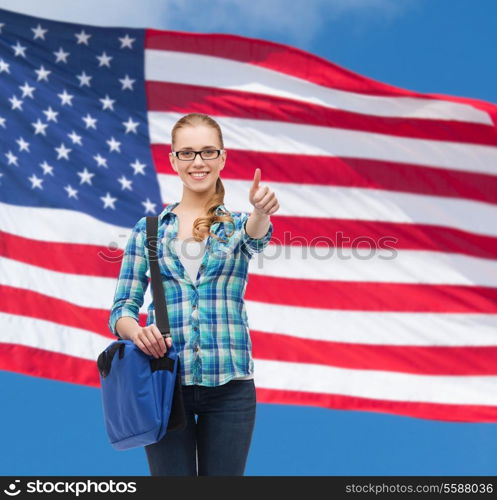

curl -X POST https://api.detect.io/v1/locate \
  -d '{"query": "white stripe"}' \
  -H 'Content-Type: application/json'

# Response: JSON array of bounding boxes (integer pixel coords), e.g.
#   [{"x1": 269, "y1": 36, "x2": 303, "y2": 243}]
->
[
  {"x1": 4, "y1": 315, "x2": 495, "y2": 407},
  {"x1": 254, "y1": 359, "x2": 497, "y2": 406},
  {"x1": 0, "y1": 312, "x2": 110, "y2": 361},
  {"x1": 159, "y1": 174, "x2": 497, "y2": 238},
  {"x1": 3, "y1": 223, "x2": 497, "y2": 288},
  {"x1": 3, "y1": 256, "x2": 497, "y2": 346},
  {"x1": 149, "y1": 112, "x2": 497, "y2": 176},
  {"x1": 0, "y1": 256, "x2": 153, "y2": 315},
  {"x1": 145, "y1": 50, "x2": 492, "y2": 125},
  {"x1": 246, "y1": 301, "x2": 497, "y2": 347},
  {"x1": 0, "y1": 201, "x2": 133, "y2": 247}
]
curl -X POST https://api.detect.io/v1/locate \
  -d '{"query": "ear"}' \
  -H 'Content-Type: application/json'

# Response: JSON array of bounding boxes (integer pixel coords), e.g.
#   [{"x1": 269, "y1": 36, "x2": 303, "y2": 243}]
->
[
  {"x1": 219, "y1": 149, "x2": 227, "y2": 171},
  {"x1": 169, "y1": 152, "x2": 178, "y2": 173}
]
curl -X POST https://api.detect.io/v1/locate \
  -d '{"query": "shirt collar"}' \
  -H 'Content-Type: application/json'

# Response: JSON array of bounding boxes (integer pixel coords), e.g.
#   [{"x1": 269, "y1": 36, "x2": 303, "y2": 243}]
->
[{"x1": 158, "y1": 202, "x2": 228, "y2": 222}]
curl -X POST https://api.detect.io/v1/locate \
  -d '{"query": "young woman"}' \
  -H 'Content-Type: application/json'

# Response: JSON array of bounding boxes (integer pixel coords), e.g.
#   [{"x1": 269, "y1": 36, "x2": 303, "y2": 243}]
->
[{"x1": 108, "y1": 112, "x2": 279, "y2": 476}]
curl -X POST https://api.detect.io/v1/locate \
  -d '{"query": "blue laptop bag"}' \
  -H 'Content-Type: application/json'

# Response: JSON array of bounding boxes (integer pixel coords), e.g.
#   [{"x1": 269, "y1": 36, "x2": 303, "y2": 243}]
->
[{"x1": 97, "y1": 216, "x2": 186, "y2": 450}]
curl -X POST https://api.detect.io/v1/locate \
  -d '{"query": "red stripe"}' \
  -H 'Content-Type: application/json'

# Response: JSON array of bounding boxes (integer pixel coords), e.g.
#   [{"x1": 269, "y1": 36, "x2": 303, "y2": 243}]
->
[
  {"x1": 0, "y1": 230, "x2": 123, "y2": 278},
  {"x1": 3, "y1": 344, "x2": 494, "y2": 422},
  {"x1": 146, "y1": 81, "x2": 497, "y2": 147},
  {"x1": 0, "y1": 343, "x2": 101, "y2": 387},
  {"x1": 152, "y1": 145, "x2": 497, "y2": 207},
  {"x1": 143, "y1": 29, "x2": 497, "y2": 131},
  {"x1": 3, "y1": 258, "x2": 497, "y2": 315},
  {"x1": 245, "y1": 276, "x2": 497, "y2": 313},
  {"x1": 255, "y1": 388, "x2": 497, "y2": 423},
  {"x1": 0, "y1": 285, "x2": 148, "y2": 336},
  {"x1": 5, "y1": 213, "x2": 497, "y2": 274},
  {"x1": 251, "y1": 331, "x2": 497, "y2": 376}
]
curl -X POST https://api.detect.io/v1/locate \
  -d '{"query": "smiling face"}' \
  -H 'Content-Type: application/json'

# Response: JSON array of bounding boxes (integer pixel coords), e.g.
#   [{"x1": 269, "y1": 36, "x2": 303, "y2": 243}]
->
[{"x1": 169, "y1": 124, "x2": 227, "y2": 194}]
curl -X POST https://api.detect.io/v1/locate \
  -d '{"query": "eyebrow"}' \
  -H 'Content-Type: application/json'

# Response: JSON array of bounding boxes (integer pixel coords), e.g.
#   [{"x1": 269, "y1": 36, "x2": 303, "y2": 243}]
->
[{"x1": 179, "y1": 145, "x2": 218, "y2": 150}]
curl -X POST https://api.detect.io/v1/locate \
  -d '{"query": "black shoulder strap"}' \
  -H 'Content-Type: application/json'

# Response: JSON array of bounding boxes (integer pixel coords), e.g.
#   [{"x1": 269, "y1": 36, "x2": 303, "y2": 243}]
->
[{"x1": 146, "y1": 216, "x2": 171, "y2": 338}]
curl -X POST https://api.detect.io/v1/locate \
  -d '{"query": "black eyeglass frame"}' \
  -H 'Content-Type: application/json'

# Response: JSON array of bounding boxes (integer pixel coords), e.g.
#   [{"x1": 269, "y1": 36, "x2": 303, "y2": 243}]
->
[{"x1": 171, "y1": 149, "x2": 225, "y2": 161}]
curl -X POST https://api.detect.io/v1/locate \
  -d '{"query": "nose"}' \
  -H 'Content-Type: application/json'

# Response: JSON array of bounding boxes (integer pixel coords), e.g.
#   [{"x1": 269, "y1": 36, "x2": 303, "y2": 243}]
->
[{"x1": 192, "y1": 154, "x2": 206, "y2": 167}]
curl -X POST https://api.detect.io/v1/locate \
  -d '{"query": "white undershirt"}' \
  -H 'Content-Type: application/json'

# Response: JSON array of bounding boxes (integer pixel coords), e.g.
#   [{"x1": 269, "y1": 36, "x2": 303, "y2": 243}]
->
[{"x1": 174, "y1": 238, "x2": 254, "y2": 382}]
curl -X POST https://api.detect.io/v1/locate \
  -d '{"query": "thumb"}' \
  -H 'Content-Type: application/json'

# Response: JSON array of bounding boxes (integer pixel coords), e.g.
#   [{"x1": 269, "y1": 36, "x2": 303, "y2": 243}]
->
[{"x1": 251, "y1": 168, "x2": 261, "y2": 193}]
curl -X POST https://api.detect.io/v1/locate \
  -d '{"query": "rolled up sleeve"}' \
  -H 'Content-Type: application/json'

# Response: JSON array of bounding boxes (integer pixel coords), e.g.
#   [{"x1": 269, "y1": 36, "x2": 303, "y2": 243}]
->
[
  {"x1": 108, "y1": 217, "x2": 149, "y2": 337},
  {"x1": 239, "y1": 211, "x2": 274, "y2": 258}
]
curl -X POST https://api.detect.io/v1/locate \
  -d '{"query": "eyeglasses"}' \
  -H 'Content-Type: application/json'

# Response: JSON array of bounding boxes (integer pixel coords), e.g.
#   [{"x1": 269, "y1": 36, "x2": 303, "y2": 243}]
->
[{"x1": 171, "y1": 149, "x2": 224, "y2": 161}]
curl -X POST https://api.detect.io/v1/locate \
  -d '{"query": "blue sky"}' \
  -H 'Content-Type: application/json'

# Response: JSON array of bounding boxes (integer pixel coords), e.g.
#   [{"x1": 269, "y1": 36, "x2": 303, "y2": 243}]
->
[{"x1": 1, "y1": 0, "x2": 497, "y2": 476}]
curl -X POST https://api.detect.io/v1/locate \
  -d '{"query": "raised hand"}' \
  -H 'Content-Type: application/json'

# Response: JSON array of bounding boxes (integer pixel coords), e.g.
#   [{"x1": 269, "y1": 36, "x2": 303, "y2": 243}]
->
[{"x1": 248, "y1": 168, "x2": 279, "y2": 216}]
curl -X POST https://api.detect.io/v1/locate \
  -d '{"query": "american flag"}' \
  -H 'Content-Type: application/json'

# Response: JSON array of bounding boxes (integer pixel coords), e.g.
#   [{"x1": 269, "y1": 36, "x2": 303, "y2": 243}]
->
[{"x1": 1, "y1": 7, "x2": 497, "y2": 423}]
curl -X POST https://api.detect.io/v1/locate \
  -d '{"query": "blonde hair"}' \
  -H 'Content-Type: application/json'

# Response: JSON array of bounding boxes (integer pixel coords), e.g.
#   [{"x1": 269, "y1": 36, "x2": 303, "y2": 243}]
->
[{"x1": 171, "y1": 113, "x2": 234, "y2": 242}]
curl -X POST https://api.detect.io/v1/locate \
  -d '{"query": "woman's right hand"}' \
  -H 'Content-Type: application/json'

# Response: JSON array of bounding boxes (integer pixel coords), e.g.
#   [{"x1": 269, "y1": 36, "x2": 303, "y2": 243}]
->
[{"x1": 130, "y1": 324, "x2": 172, "y2": 358}]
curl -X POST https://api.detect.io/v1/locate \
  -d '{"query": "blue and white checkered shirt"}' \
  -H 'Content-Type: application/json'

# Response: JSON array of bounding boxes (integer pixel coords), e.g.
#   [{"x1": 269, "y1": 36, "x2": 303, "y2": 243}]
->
[{"x1": 108, "y1": 201, "x2": 273, "y2": 386}]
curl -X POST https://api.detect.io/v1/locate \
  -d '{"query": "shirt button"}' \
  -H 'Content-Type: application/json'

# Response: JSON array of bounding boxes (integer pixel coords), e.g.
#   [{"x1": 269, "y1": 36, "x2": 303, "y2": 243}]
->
[
  {"x1": 192, "y1": 309, "x2": 199, "y2": 319},
  {"x1": 195, "y1": 345, "x2": 199, "y2": 352},
  {"x1": 194, "y1": 326, "x2": 199, "y2": 332}
]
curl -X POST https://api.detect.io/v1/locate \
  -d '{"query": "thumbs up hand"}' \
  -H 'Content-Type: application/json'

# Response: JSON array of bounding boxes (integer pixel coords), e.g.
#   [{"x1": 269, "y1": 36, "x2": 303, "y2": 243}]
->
[{"x1": 249, "y1": 168, "x2": 280, "y2": 216}]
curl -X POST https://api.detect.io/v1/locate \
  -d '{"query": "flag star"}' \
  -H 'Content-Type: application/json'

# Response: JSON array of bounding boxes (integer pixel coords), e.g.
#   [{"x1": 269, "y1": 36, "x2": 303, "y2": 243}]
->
[
  {"x1": 9, "y1": 95, "x2": 23, "y2": 110},
  {"x1": 76, "y1": 71, "x2": 92, "y2": 87},
  {"x1": 12, "y1": 41, "x2": 27, "y2": 57},
  {"x1": 28, "y1": 174, "x2": 43, "y2": 189},
  {"x1": 77, "y1": 168, "x2": 95, "y2": 185},
  {"x1": 0, "y1": 23, "x2": 4, "y2": 34},
  {"x1": 32, "y1": 24, "x2": 48, "y2": 40},
  {"x1": 75, "y1": 29, "x2": 91, "y2": 45},
  {"x1": 82, "y1": 113, "x2": 97, "y2": 129},
  {"x1": 53, "y1": 47, "x2": 70, "y2": 63},
  {"x1": 101, "y1": 192, "x2": 117, "y2": 209},
  {"x1": 122, "y1": 117, "x2": 139, "y2": 134},
  {"x1": 106, "y1": 136, "x2": 121, "y2": 153},
  {"x1": 93, "y1": 154, "x2": 108, "y2": 167},
  {"x1": 96, "y1": 51, "x2": 113, "y2": 67},
  {"x1": 58, "y1": 89, "x2": 74, "y2": 106},
  {"x1": 16, "y1": 137, "x2": 30, "y2": 152},
  {"x1": 142, "y1": 198, "x2": 157, "y2": 214},
  {"x1": 5, "y1": 151, "x2": 19, "y2": 166},
  {"x1": 64, "y1": 184, "x2": 79, "y2": 199},
  {"x1": 0, "y1": 116, "x2": 6, "y2": 128},
  {"x1": 55, "y1": 143, "x2": 72, "y2": 160},
  {"x1": 32, "y1": 119, "x2": 48, "y2": 135},
  {"x1": 99, "y1": 94, "x2": 115, "y2": 111},
  {"x1": 118, "y1": 175, "x2": 132, "y2": 190},
  {"x1": 130, "y1": 159, "x2": 146, "y2": 175},
  {"x1": 19, "y1": 82, "x2": 35, "y2": 98},
  {"x1": 118, "y1": 33, "x2": 135, "y2": 49},
  {"x1": 35, "y1": 65, "x2": 51, "y2": 82},
  {"x1": 68, "y1": 131, "x2": 83, "y2": 145},
  {"x1": 43, "y1": 106, "x2": 58, "y2": 122},
  {"x1": 40, "y1": 161, "x2": 54, "y2": 175},
  {"x1": 119, "y1": 74, "x2": 135, "y2": 90},
  {"x1": 0, "y1": 58, "x2": 10, "y2": 73}
]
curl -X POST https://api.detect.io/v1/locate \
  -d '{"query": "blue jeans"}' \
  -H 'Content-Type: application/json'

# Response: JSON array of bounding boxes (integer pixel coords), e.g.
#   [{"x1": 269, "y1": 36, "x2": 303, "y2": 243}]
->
[{"x1": 144, "y1": 379, "x2": 256, "y2": 476}]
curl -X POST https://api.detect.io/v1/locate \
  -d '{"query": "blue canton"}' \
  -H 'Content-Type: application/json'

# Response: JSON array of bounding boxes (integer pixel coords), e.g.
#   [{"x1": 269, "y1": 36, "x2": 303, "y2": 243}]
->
[{"x1": 0, "y1": 8, "x2": 161, "y2": 227}]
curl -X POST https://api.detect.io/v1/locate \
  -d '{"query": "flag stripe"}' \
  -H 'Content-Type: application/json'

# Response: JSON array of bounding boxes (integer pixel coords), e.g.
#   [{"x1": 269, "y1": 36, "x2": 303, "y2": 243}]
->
[
  {"x1": 255, "y1": 388, "x2": 497, "y2": 423},
  {"x1": 152, "y1": 144, "x2": 497, "y2": 207},
  {"x1": 146, "y1": 81, "x2": 497, "y2": 146},
  {"x1": 159, "y1": 175, "x2": 497, "y2": 239},
  {"x1": 149, "y1": 112, "x2": 497, "y2": 176},
  {"x1": 144, "y1": 39, "x2": 494, "y2": 126},
  {"x1": 3, "y1": 315, "x2": 497, "y2": 407},
  {"x1": 253, "y1": 358, "x2": 497, "y2": 406},
  {"x1": 251, "y1": 331, "x2": 497, "y2": 375},
  {"x1": 3, "y1": 283, "x2": 497, "y2": 346}
]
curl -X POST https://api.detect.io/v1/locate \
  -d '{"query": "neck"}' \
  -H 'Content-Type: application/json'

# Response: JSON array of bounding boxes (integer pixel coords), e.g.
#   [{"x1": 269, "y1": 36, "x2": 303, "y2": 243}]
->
[{"x1": 177, "y1": 186, "x2": 217, "y2": 212}]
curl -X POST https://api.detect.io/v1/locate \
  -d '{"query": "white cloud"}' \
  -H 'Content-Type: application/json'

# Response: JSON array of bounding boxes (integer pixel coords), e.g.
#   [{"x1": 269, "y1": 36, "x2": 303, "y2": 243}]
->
[{"x1": 0, "y1": 0, "x2": 415, "y2": 46}]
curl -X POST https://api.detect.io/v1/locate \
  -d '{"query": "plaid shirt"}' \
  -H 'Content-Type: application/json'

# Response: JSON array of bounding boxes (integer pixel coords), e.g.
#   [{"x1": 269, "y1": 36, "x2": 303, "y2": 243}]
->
[{"x1": 108, "y1": 202, "x2": 273, "y2": 386}]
